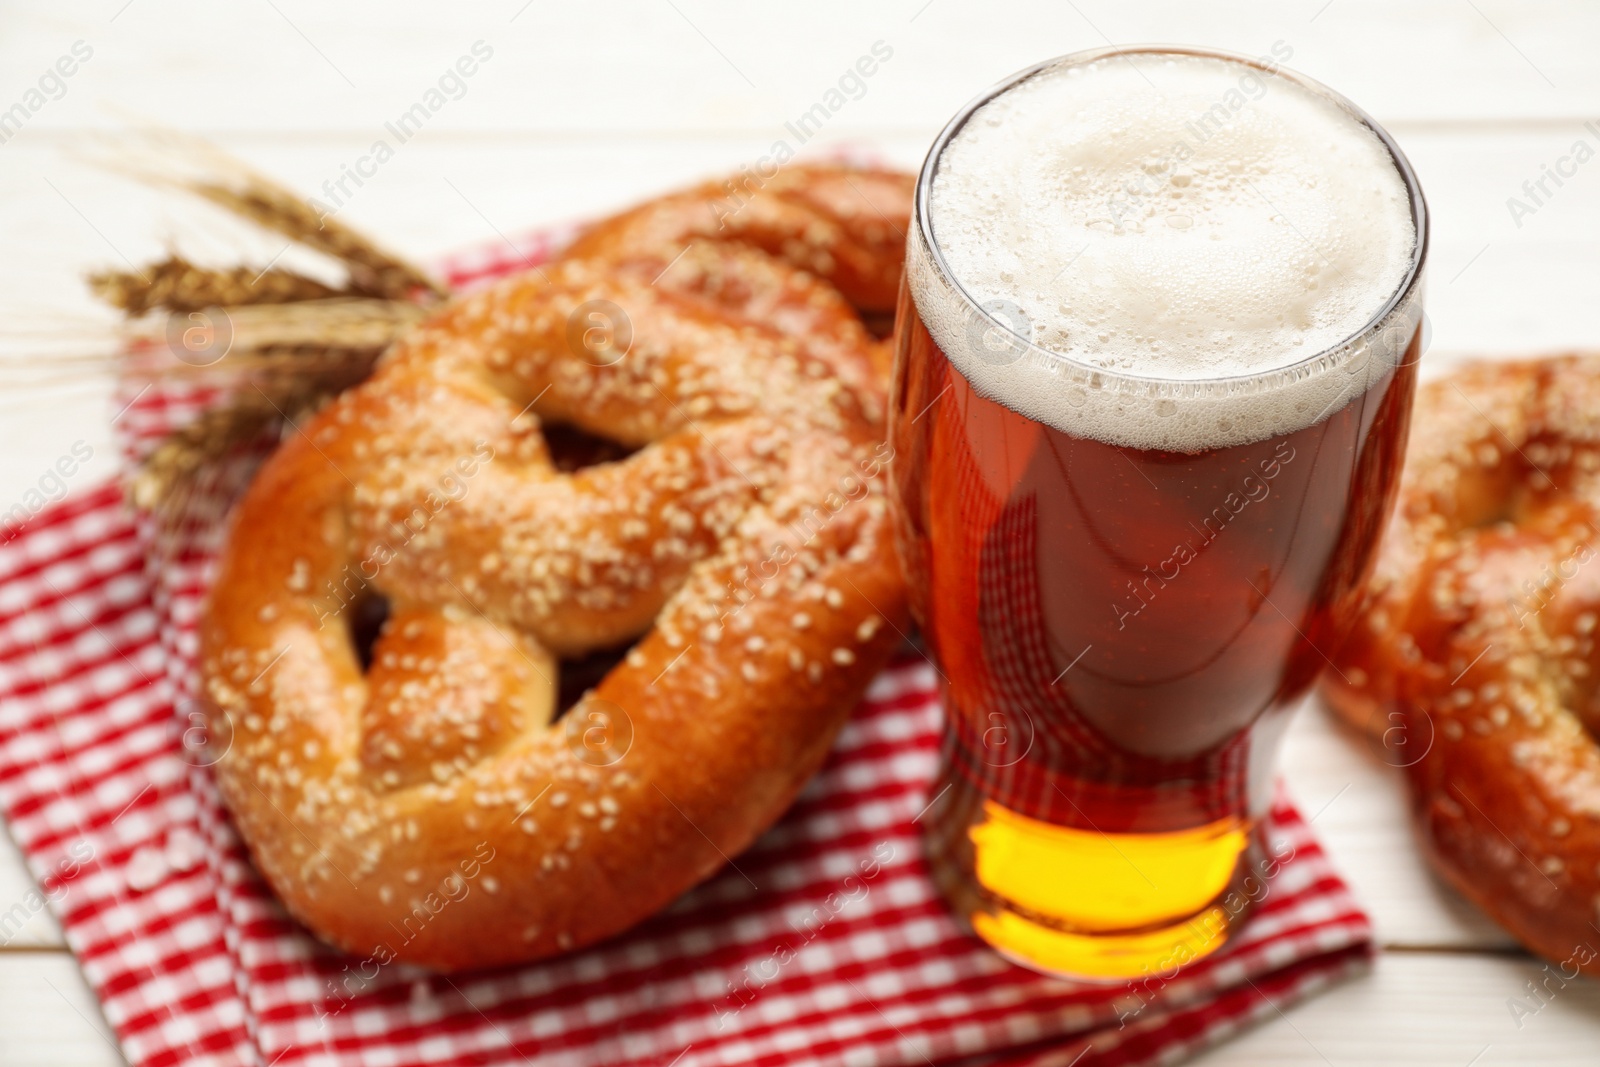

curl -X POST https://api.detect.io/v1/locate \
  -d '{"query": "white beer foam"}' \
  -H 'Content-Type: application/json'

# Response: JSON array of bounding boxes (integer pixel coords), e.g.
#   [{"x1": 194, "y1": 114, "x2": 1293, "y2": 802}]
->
[{"x1": 913, "y1": 52, "x2": 1419, "y2": 452}]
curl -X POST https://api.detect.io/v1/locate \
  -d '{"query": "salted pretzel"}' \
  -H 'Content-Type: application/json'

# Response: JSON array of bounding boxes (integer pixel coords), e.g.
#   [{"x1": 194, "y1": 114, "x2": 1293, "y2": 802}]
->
[
  {"x1": 1326, "y1": 355, "x2": 1600, "y2": 975},
  {"x1": 199, "y1": 165, "x2": 911, "y2": 970}
]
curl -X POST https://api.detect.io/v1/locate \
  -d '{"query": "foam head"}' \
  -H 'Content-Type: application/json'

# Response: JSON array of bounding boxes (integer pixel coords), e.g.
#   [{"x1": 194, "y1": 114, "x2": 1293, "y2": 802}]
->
[{"x1": 912, "y1": 50, "x2": 1421, "y2": 451}]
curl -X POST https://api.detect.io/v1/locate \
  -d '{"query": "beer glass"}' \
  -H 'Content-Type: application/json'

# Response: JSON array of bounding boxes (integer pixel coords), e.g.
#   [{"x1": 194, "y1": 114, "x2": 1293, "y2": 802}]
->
[{"x1": 889, "y1": 46, "x2": 1428, "y2": 980}]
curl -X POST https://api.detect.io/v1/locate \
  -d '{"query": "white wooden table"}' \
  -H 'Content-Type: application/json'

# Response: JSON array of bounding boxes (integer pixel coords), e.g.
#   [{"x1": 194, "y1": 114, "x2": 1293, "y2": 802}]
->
[{"x1": 4, "y1": 2, "x2": 1600, "y2": 1062}]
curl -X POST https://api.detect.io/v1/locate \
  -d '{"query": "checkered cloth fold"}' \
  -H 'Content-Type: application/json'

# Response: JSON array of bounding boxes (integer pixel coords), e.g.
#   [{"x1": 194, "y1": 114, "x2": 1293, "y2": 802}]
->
[{"x1": 0, "y1": 225, "x2": 1372, "y2": 1067}]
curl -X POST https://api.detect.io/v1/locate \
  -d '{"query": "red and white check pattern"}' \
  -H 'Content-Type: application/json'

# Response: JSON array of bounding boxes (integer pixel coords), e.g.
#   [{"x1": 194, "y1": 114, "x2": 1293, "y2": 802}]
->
[{"x1": 0, "y1": 224, "x2": 1373, "y2": 1067}]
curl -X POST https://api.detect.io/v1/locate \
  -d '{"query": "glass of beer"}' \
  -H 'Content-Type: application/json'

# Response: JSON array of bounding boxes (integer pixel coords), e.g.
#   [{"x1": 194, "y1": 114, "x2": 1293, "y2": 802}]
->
[{"x1": 890, "y1": 46, "x2": 1427, "y2": 980}]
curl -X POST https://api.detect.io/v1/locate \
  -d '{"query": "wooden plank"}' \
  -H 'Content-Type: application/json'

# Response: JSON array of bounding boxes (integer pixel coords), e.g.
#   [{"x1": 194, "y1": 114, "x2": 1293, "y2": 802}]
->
[
  {"x1": 0, "y1": 952, "x2": 123, "y2": 1065},
  {"x1": 1, "y1": 1, "x2": 1597, "y2": 138},
  {"x1": 0, "y1": 2, "x2": 1596, "y2": 1061},
  {"x1": 1282, "y1": 699, "x2": 1516, "y2": 950},
  {"x1": 1187, "y1": 951, "x2": 1600, "y2": 1066},
  {"x1": 0, "y1": 831, "x2": 65, "y2": 949}
]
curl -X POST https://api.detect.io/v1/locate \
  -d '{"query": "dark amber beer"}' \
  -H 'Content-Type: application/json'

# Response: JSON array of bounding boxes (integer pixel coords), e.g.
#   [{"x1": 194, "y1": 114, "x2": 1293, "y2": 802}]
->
[{"x1": 890, "y1": 48, "x2": 1427, "y2": 979}]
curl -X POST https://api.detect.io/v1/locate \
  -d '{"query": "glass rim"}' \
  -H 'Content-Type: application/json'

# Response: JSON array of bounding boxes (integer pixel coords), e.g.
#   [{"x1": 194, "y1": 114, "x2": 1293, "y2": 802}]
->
[{"x1": 912, "y1": 44, "x2": 1431, "y2": 391}]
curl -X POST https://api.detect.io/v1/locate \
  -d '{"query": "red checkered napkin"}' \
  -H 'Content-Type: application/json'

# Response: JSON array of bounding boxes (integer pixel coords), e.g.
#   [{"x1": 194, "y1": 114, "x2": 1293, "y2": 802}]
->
[{"x1": 0, "y1": 225, "x2": 1373, "y2": 1067}]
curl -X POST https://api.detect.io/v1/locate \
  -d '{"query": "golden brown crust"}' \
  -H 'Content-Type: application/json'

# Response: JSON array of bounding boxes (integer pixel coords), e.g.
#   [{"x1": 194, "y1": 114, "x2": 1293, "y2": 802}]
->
[
  {"x1": 565, "y1": 166, "x2": 913, "y2": 315},
  {"x1": 199, "y1": 165, "x2": 911, "y2": 970},
  {"x1": 1327, "y1": 355, "x2": 1600, "y2": 974}
]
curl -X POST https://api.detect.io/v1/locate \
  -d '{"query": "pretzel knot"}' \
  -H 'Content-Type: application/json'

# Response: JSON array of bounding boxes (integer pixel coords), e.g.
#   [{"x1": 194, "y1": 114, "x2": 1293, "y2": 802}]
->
[
  {"x1": 1326, "y1": 355, "x2": 1600, "y2": 976},
  {"x1": 200, "y1": 166, "x2": 911, "y2": 970}
]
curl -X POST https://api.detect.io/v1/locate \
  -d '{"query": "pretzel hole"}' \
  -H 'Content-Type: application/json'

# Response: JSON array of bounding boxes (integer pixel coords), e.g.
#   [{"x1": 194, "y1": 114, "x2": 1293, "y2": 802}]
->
[
  {"x1": 1463, "y1": 475, "x2": 1565, "y2": 533},
  {"x1": 542, "y1": 422, "x2": 639, "y2": 473},
  {"x1": 348, "y1": 591, "x2": 392, "y2": 672},
  {"x1": 555, "y1": 641, "x2": 633, "y2": 720}
]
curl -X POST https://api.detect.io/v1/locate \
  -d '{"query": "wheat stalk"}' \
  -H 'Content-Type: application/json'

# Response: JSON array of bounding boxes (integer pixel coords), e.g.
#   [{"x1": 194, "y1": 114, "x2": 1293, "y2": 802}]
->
[
  {"x1": 186, "y1": 179, "x2": 443, "y2": 301},
  {"x1": 122, "y1": 300, "x2": 426, "y2": 511},
  {"x1": 78, "y1": 126, "x2": 454, "y2": 521},
  {"x1": 90, "y1": 254, "x2": 341, "y2": 314},
  {"x1": 129, "y1": 370, "x2": 363, "y2": 518},
  {"x1": 121, "y1": 297, "x2": 428, "y2": 355},
  {"x1": 80, "y1": 126, "x2": 447, "y2": 300}
]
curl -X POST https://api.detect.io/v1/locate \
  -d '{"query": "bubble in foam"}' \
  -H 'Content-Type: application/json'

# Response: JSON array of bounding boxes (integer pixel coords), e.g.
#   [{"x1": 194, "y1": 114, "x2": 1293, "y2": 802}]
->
[{"x1": 913, "y1": 51, "x2": 1420, "y2": 452}]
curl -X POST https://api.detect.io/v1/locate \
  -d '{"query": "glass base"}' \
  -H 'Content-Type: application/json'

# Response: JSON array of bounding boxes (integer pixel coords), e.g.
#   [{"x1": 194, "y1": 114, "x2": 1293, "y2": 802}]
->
[
  {"x1": 924, "y1": 769, "x2": 1265, "y2": 982},
  {"x1": 967, "y1": 904, "x2": 1234, "y2": 983}
]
